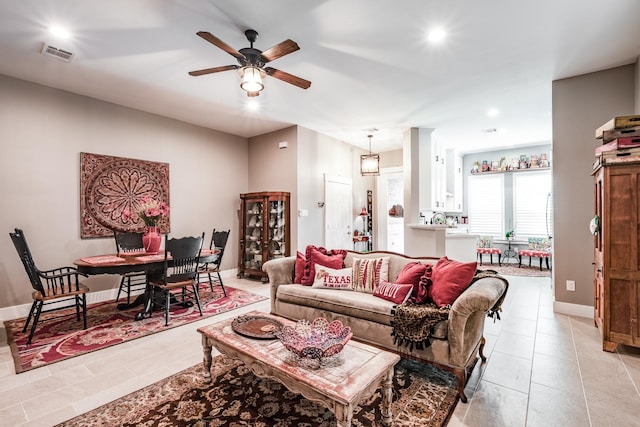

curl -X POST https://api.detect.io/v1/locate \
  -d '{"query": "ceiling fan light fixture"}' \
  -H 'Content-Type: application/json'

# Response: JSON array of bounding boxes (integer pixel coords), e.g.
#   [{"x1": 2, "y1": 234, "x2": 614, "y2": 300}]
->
[
  {"x1": 240, "y1": 66, "x2": 264, "y2": 95},
  {"x1": 360, "y1": 134, "x2": 380, "y2": 176}
]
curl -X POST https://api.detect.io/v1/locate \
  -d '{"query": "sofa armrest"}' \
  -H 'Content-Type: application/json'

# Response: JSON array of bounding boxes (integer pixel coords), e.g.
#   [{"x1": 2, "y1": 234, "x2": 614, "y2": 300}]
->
[
  {"x1": 447, "y1": 276, "x2": 508, "y2": 367},
  {"x1": 262, "y1": 256, "x2": 296, "y2": 312}
]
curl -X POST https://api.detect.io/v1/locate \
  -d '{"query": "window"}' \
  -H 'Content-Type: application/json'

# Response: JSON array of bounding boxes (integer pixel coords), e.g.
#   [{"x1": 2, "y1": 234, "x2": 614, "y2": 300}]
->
[
  {"x1": 513, "y1": 170, "x2": 552, "y2": 238},
  {"x1": 468, "y1": 174, "x2": 504, "y2": 236}
]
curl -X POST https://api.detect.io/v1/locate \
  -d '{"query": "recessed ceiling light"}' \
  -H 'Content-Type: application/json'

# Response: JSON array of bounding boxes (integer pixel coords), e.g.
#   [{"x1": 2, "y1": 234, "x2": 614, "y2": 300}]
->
[
  {"x1": 427, "y1": 28, "x2": 446, "y2": 43},
  {"x1": 487, "y1": 108, "x2": 500, "y2": 117},
  {"x1": 49, "y1": 26, "x2": 71, "y2": 39}
]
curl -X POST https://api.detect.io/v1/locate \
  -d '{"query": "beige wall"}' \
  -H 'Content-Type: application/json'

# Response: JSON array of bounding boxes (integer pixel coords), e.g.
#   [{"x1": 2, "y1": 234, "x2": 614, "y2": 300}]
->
[
  {"x1": 636, "y1": 56, "x2": 640, "y2": 113},
  {"x1": 296, "y1": 126, "x2": 373, "y2": 250},
  {"x1": 0, "y1": 74, "x2": 248, "y2": 308},
  {"x1": 552, "y1": 64, "x2": 635, "y2": 308},
  {"x1": 246, "y1": 125, "x2": 372, "y2": 253},
  {"x1": 380, "y1": 149, "x2": 403, "y2": 169},
  {"x1": 247, "y1": 126, "x2": 298, "y2": 252}
]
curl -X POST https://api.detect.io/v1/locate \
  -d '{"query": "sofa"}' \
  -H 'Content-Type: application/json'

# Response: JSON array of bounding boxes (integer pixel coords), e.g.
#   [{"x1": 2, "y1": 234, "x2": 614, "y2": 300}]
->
[{"x1": 262, "y1": 250, "x2": 508, "y2": 402}]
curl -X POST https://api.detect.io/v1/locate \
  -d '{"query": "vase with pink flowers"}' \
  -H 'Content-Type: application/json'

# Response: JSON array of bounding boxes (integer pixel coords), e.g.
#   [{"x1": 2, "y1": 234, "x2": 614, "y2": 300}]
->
[{"x1": 123, "y1": 196, "x2": 170, "y2": 254}]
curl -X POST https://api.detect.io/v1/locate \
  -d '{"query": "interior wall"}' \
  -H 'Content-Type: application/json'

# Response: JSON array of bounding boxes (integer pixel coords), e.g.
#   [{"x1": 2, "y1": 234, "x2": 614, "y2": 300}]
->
[
  {"x1": 552, "y1": 64, "x2": 635, "y2": 309},
  {"x1": 380, "y1": 150, "x2": 403, "y2": 168},
  {"x1": 296, "y1": 126, "x2": 371, "y2": 250},
  {"x1": 0, "y1": 74, "x2": 248, "y2": 308},
  {"x1": 247, "y1": 126, "x2": 298, "y2": 253},
  {"x1": 635, "y1": 56, "x2": 640, "y2": 113}
]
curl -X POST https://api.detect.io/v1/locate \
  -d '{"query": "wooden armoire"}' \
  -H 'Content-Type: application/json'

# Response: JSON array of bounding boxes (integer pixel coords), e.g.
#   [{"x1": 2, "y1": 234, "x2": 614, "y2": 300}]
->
[{"x1": 593, "y1": 161, "x2": 640, "y2": 352}]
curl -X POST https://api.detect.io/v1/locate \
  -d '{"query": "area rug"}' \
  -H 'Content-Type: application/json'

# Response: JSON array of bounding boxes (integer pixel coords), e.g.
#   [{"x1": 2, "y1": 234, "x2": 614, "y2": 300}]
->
[
  {"x1": 56, "y1": 354, "x2": 459, "y2": 427},
  {"x1": 4, "y1": 285, "x2": 267, "y2": 373},
  {"x1": 480, "y1": 263, "x2": 551, "y2": 277}
]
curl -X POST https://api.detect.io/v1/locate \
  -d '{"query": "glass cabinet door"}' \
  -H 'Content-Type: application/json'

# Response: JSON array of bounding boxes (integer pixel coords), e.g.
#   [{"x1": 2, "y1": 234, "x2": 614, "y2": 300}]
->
[
  {"x1": 267, "y1": 199, "x2": 286, "y2": 260},
  {"x1": 243, "y1": 199, "x2": 263, "y2": 270}
]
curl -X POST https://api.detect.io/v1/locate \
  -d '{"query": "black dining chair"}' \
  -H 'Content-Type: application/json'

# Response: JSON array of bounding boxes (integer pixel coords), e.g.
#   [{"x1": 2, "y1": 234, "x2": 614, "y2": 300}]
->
[
  {"x1": 9, "y1": 228, "x2": 89, "y2": 345},
  {"x1": 197, "y1": 229, "x2": 230, "y2": 297},
  {"x1": 113, "y1": 230, "x2": 147, "y2": 304},
  {"x1": 148, "y1": 233, "x2": 204, "y2": 326}
]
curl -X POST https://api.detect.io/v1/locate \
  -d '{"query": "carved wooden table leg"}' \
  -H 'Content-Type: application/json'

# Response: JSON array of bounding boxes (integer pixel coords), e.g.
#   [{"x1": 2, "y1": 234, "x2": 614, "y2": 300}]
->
[
  {"x1": 380, "y1": 366, "x2": 395, "y2": 426},
  {"x1": 334, "y1": 403, "x2": 354, "y2": 427},
  {"x1": 201, "y1": 335, "x2": 213, "y2": 383}
]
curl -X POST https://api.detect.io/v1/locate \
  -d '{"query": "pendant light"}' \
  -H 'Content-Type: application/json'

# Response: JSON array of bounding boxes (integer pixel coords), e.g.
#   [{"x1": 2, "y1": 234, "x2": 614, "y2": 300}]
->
[{"x1": 360, "y1": 134, "x2": 380, "y2": 176}]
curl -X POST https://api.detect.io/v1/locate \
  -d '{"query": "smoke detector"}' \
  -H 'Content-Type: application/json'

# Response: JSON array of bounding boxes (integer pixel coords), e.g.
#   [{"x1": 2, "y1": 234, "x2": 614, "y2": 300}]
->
[
  {"x1": 41, "y1": 43, "x2": 74, "y2": 62},
  {"x1": 481, "y1": 128, "x2": 497, "y2": 134}
]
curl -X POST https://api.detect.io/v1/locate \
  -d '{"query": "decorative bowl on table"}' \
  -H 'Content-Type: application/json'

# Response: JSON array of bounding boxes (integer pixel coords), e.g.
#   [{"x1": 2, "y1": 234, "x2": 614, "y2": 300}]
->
[{"x1": 275, "y1": 318, "x2": 352, "y2": 365}]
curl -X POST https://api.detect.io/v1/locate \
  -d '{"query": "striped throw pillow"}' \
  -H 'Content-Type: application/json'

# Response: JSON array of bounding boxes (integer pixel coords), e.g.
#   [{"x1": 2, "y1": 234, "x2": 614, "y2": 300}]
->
[{"x1": 351, "y1": 257, "x2": 390, "y2": 293}]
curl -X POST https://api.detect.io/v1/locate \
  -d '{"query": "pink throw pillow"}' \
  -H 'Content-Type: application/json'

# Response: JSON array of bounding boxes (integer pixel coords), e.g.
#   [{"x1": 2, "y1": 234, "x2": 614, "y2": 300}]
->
[
  {"x1": 373, "y1": 281, "x2": 413, "y2": 304},
  {"x1": 300, "y1": 246, "x2": 347, "y2": 285},
  {"x1": 429, "y1": 257, "x2": 477, "y2": 307},
  {"x1": 410, "y1": 264, "x2": 433, "y2": 304},
  {"x1": 294, "y1": 251, "x2": 305, "y2": 284},
  {"x1": 396, "y1": 262, "x2": 427, "y2": 285}
]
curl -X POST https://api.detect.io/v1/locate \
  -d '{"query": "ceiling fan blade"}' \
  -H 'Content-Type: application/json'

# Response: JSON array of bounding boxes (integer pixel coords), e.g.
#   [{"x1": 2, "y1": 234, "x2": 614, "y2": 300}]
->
[
  {"x1": 261, "y1": 39, "x2": 300, "y2": 63},
  {"x1": 196, "y1": 31, "x2": 244, "y2": 60},
  {"x1": 188, "y1": 65, "x2": 239, "y2": 76},
  {"x1": 265, "y1": 67, "x2": 311, "y2": 89}
]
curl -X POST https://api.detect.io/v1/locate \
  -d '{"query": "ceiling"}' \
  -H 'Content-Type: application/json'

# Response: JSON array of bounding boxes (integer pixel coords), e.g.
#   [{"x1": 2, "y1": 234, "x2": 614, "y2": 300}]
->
[{"x1": 0, "y1": 1, "x2": 639, "y2": 154}]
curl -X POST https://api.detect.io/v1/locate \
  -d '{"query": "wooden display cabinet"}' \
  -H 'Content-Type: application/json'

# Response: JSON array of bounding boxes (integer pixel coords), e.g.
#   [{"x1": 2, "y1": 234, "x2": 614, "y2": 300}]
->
[
  {"x1": 592, "y1": 162, "x2": 640, "y2": 351},
  {"x1": 238, "y1": 191, "x2": 290, "y2": 282}
]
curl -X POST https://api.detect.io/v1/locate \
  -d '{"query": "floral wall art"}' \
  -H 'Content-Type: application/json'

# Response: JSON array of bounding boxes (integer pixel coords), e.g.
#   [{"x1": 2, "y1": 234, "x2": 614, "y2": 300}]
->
[{"x1": 80, "y1": 152, "x2": 170, "y2": 238}]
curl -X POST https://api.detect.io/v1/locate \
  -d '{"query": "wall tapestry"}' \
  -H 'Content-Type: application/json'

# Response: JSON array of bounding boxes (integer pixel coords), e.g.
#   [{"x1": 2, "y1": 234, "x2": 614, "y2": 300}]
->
[{"x1": 80, "y1": 153, "x2": 170, "y2": 238}]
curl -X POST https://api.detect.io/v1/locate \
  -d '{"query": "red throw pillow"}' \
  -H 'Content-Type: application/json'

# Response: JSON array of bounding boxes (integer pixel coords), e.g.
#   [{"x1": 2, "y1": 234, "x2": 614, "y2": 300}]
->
[
  {"x1": 429, "y1": 257, "x2": 477, "y2": 307},
  {"x1": 410, "y1": 264, "x2": 433, "y2": 304},
  {"x1": 300, "y1": 246, "x2": 347, "y2": 285},
  {"x1": 396, "y1": 262, "x2": 427, "y2": 285},
  {"x1": 373, "y1": 281, "x2": 413, "y2": 304},
  {"x1": 294, "y1": 251, "x2": 305, "y2": 284}
]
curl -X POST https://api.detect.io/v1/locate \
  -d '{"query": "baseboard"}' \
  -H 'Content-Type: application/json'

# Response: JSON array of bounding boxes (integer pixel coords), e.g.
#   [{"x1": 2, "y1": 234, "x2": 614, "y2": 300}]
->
[
  {"x1": 553, "y1": 301, "x2": 594, "y2": 319},
  {"x1": 0, "y1": 288, "x2": 121, "y2": 322},
  {"x1": 0, "y1": 268, "x2": 238, "y2": 322}
]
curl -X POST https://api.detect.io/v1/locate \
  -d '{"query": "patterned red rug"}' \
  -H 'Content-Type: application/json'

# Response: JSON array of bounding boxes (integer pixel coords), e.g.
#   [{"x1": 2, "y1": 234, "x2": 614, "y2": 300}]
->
[
  {"x1": 479, "y1": 263, "x2": 551, "y2": 277},
  {"x1": 4, "y1": 285, "x2": 267, "y2": 373},
  {"x1": 56, "y1": 354, "x2": 460, "y2": 427}
]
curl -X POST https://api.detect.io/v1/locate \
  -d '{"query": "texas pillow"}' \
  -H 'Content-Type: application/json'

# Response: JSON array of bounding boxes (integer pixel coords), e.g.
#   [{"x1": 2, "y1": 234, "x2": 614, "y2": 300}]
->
[
  {"x1": 300, "y1": 246, "x2": 347, "y2": 285},
  {"x1": 428, "y1": 256, "x2": 477, "y2": 307},
  {"x1": 312, "y1": 264, "x2": 353, "y2": 290}
]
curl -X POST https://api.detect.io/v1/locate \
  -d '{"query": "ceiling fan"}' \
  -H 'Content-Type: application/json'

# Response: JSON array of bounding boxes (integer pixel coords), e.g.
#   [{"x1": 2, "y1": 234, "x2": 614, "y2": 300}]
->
[{"x1": 188, "y1": 29, "x2": 311, "y2": 97}]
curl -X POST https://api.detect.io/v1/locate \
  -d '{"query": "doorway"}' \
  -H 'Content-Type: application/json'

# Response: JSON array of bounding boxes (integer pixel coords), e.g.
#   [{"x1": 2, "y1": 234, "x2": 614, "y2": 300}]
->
[
  {"x1": 324, "y1": 175, "x2": 353, "y2": 249},
  {"x1": 377, "y1": 168, "x2": 404, "y2": 253}
]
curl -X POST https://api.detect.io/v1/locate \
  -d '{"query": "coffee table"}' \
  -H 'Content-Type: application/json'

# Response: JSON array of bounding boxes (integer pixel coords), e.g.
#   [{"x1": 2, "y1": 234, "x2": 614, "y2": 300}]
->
[{"x1": 197, "y1": 310, "x2": 401, "y2": 427}]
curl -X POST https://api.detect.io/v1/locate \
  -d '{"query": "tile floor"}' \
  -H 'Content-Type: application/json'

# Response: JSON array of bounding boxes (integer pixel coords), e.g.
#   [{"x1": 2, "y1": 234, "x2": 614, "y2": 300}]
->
[{"x1": 0, "y1": 275, "x2": 639, "y2": 426}]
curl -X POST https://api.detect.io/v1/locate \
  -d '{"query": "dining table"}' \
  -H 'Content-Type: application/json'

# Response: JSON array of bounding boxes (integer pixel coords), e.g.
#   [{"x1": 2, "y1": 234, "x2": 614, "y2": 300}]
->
[{"x1": 73, "y1": 249, "x2": 218, "y2": 320}]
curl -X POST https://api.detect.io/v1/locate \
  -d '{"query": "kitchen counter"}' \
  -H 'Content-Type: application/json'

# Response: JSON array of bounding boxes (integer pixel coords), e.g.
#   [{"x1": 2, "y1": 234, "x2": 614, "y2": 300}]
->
[
  {"x1": 405, "y1": 225, "x2": 478, "y2": 262},
  {"x1": 407, "y1": 224, "x2": 447, "y2": 230}
]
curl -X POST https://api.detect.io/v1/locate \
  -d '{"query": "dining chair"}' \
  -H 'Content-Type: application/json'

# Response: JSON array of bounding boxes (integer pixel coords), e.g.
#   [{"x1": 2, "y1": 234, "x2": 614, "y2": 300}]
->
[
  {"x1": 113, "y1": 230, "x2": 147, "y2": 304},
  {"x1": 148, "y1": 233, "x2": 204, "y2": 326},
  {"x1": 9, "y1": 228, "x2": 89, "y2": 345},
  {"x1": 197, "y1": 228, "x2": 230, "y2": 297},
  {"x1": 476, "y1": 236, "x2": 502, "y2": 266}
]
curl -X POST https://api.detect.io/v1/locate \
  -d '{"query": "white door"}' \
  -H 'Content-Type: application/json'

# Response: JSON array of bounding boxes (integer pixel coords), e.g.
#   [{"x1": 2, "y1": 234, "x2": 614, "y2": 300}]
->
[
  {"x1": 324, "y1": 175, "x2": 353, "y2": 249},
  {"x1": 377, "y1": 168, "x2": 404, "y2": 253}
]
